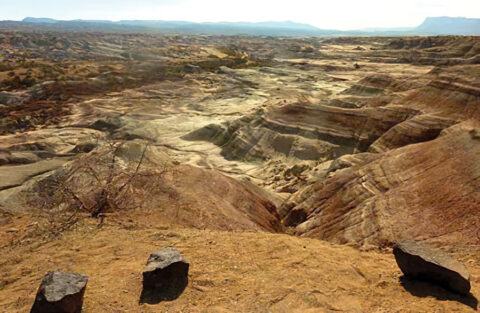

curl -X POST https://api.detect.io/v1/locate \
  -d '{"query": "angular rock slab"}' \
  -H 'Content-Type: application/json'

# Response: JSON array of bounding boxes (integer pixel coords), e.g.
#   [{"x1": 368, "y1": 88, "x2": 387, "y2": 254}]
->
[
  {"x1": 393, "y1": 240, "x2": 471, "y2": 295},
  {"x1": 31, "y1": 271, "x2": 88, "y2": 313},
  {"x1": 141, "y1": 247, "x2": 189, "y2": 303}
]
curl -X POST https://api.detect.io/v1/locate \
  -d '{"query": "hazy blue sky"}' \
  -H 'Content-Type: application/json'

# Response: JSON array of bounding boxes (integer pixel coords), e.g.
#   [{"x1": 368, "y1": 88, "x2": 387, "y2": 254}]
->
[{"x1": 1, "y1": 0, "x2": 479, "y2": 30}]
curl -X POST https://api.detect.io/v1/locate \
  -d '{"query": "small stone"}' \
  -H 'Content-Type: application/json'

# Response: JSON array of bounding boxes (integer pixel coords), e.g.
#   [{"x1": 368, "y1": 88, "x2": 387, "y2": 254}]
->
[
  {"x1": 31, "y1": 271, "x2": 88, "y2": 313},
  {"x1": 140, "y1": 247, "x2": 189, "y2": 303},
  {"x1": 393, "y1": 240, "x2": 471, "y2": 295}
]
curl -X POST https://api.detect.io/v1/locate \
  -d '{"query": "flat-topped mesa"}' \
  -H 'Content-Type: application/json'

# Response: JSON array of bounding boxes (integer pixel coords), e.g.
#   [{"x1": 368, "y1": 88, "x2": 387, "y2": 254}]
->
[{"x1": 393, "y1": 240, "x2": 471, "y2": 295}]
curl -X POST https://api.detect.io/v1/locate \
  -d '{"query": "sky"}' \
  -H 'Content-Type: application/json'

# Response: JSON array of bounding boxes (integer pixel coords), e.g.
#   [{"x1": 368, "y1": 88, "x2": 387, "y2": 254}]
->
[{"x1": 1, "y1": 0, "x2": 479, "y2": 30}]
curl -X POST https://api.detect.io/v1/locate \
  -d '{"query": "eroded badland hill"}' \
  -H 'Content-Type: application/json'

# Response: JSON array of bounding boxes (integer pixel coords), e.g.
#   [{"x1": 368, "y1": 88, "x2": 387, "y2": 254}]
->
[{"x1": 1, "y1": 32, "x2": 480, "y2": 312}]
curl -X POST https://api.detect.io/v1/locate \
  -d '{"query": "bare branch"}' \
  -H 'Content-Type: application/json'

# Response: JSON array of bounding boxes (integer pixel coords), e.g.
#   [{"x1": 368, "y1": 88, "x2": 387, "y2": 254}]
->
[
  {"x1": 61, "y1": 184, "x2": 91, "y2": 212},
  {"x1": 107, "y1": 141, "x2": 123, "y2": 185},
  {"x1": 118, "y1": 142, "x2": 149, "y2": 193}
]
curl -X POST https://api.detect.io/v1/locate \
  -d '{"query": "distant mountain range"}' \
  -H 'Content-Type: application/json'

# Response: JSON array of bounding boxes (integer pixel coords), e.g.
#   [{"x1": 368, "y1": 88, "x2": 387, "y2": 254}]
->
[
  {"x1": 0, "y1": 16, "x2": 478, "y2": 36},
  {"x1": 416, "y1": 17, "x2": 480, "y2": 35}
]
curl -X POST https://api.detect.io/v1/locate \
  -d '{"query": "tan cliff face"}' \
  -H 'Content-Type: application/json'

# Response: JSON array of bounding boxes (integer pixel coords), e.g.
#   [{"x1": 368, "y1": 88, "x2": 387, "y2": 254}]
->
[
  {"x1": 0, "y1": 33, "x2": 479, "y2": 311},
  {"x1": 285, "y1": 121, "x2": 480, "y2": 247}
]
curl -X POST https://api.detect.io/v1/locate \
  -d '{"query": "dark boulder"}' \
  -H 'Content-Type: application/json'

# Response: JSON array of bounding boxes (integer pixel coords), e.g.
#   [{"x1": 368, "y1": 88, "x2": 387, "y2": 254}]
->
[
  {"x1": 31, "y1": 271, "x2": 88, "y2": 313},
  {"x1": 140, "y1": 247, "x2": 189, "y2": 303},
  {"x1": 393, "y1": 240, "x2": 471, "y2": 295}
]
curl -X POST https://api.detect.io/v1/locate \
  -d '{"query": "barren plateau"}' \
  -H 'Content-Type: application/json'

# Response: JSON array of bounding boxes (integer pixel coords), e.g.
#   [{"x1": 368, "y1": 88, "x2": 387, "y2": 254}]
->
[{"x1": 0, "y1": 32, "x2": 480, "y2": 312}]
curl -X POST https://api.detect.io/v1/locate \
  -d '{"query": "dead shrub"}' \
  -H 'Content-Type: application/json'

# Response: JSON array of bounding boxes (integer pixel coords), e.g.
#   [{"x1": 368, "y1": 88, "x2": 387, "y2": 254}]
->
[{"x1": 27, "y1": 139, "x2": 170, "y2": 236}]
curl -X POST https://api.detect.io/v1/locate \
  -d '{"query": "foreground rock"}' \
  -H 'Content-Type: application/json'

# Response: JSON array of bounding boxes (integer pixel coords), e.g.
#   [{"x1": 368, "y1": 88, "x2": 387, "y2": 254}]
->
[
  {"x1": 31, "y1": 271, "x2": 88, "y2": 313},
  {"x1": 141, "y1": 248, "x2": 189, "y2": 303},
  {"x1": 393, "y1": 240, "x2": 471, "y2": 295}
]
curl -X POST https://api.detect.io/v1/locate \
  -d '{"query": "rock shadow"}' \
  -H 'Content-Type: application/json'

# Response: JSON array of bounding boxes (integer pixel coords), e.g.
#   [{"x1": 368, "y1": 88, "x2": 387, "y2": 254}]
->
[
  {"x1": 400, "y1": 275, "x2": 478, "y2": 310},
  {"x1": 139, "y1": 263, "x2": 189, "y2": 304}
]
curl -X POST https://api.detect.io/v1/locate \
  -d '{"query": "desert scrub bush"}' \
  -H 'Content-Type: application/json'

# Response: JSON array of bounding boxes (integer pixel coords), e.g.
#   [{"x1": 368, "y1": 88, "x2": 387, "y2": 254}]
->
[
  {"x1": 28, "y1": 139, "x2": 172, "y2": 234},
  {"x1": 165, "y1": 65, "x2": 186, "y2": 78},
  {"x1": 217, "y1": 46, "x2": 241, "y2": 57}
]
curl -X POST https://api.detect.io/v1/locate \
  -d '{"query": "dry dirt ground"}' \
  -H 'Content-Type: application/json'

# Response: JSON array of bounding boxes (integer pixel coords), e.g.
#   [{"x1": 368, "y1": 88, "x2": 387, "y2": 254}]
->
[{"x1": 1, "y1": 214, "x2": 479, "y2": 313}]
